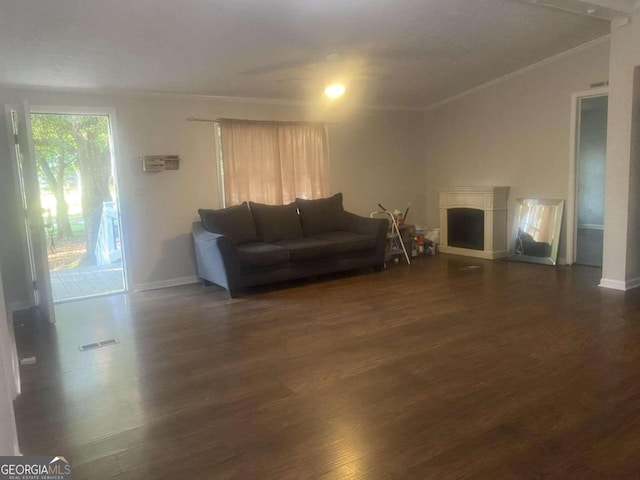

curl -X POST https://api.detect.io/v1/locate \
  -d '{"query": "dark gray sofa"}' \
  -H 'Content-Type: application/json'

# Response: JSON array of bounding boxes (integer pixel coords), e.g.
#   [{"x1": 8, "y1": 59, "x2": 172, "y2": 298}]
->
[{"x1": 193, "y1": 193, "x2": 387, "y2": 297}]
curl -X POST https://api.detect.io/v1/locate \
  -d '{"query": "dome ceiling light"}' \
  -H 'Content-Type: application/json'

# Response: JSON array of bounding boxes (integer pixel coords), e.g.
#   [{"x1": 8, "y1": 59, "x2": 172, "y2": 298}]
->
[{"x1": 324, "y1": 83, "x2": 346, "y2": 99}]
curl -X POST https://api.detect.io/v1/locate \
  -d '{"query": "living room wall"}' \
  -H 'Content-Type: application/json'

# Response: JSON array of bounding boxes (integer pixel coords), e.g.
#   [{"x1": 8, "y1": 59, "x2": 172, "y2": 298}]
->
[
  {"x1": 422, "y1": 38, "x2": 611, "y2": 263},
  {"x1": 0, "y1": 88, "x2": 425, "y2": 304},
  {"x1": 330, "y1": 109, "x2": 426, "y2": 226},
  {"x1": 0, "y1": 269, "x2": 18, "y2": 455},
  {"x1": 601, "y1": 11, "x2": 640, "y2": 287}
]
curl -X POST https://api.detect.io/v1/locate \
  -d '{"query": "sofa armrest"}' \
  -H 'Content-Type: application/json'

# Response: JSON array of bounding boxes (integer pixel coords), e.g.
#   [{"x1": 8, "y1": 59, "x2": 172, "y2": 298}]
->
[
  {"x1": 343, "y1": 212, "x2": 387, "y2": 237},
  {"x1": 192, "y1": 222, "x2": 243, "y2": 295},
  {"x1": 343, "y1": 212, "x2": 388, "y2": 266}
]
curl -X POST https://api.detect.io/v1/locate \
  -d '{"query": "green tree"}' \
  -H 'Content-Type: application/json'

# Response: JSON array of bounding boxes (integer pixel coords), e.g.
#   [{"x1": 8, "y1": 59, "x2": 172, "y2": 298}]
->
[
  {"x1": 30, "y1": 114, "x2": 113, "y2": 266},
  {"x1": 70, "y1": 115, "x2": 113, "y2": 266},
  {"x1": 31, "y1": 114, "x2": 76, "y2": 239}
]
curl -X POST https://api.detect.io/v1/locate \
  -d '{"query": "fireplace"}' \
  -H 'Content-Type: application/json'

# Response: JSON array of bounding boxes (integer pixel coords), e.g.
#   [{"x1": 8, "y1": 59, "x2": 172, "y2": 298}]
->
[
  {"x1": 439, "y1": 186, "x2": 509, "y2": 259},
  {"x1": 447, "y1": 208, "x2": 484, "y2": 251}
]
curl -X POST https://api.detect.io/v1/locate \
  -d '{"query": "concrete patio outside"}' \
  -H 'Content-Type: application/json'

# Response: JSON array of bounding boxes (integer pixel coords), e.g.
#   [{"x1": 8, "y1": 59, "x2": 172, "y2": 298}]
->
[{"x1": 50, "y1": 264, "x2": 124, "y2": 303}]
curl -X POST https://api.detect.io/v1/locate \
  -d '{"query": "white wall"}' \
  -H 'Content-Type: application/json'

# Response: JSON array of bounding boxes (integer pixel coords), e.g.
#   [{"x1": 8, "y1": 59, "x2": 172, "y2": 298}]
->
[
  {"x1": 0, "y1": 88, "x2": 426, "y2": 300},
  {"x1": 329, "y1": 109, "x2": 426, "y2": 226},
  {"x1": 602, "y1": 12, "x2": 640, "y2": 288},
  {"x1": 0, "y1": 266, "x2": 20, "y2": 456},
  {"x1": 422, "y1": 39, "x2": 611, "y2": 261}
]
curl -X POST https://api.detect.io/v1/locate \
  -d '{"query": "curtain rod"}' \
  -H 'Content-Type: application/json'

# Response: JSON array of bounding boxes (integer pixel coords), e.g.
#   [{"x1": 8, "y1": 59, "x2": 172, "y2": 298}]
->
[{"x1": 186, "y1": 117, "x2": 336, "y2": 125}]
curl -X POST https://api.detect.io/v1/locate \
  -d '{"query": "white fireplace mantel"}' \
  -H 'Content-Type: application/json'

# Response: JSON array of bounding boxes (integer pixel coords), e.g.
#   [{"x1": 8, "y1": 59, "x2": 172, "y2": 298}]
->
[{"x1": 439, "y1": 186, "x2": 509, "y2": 260}]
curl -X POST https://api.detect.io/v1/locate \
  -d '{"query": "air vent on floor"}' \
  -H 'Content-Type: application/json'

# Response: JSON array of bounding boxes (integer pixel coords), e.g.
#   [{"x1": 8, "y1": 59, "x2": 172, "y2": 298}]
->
[
  {"x1": 459, "y1": 265, "x2": 482, "y2": 271},
  {"x1": 78, "y1": 338, "x2": 119, "y2": 351}
]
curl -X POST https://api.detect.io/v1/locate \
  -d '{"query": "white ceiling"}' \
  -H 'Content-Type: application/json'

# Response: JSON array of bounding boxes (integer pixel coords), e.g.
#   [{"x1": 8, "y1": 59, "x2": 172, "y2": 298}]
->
[{"x1": 0, "y1": 0, "x2": 611, "y2": 108}]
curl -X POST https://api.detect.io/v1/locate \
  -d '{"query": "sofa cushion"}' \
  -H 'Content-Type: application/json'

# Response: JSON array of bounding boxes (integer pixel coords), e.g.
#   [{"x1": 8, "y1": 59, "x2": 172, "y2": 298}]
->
[
  {"x1": 237, "y1": 242, "x2": 291, "y2": 268},
  {"x1": 311, "y1": 231, "x2": 377, "y2": 255},
  {"x1": 295, "y1": 193, "x2": 349, "y2": 236},
  {"x1": 273, "y1": 238, "x2": 338, "y2": 262},
  {"x1": 249, "y1": 202, "x2": 303, "y2": 243},
  {"x1": 198, "y1": 202, "x2": 257, "y2": 245}
]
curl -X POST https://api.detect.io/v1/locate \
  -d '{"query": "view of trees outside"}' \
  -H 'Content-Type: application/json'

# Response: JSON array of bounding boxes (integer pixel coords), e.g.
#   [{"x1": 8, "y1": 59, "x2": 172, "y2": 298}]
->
[{"x1": 31, "y1": 114, "x2": 115, "y2": 270}]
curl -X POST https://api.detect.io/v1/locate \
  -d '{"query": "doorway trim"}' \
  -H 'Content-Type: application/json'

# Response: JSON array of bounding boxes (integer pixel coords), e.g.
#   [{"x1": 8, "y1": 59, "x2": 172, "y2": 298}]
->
[
  {"x1": 3, "y1": 106, "x2": 37, "y2": 311},
  {"x1": 566, "y1": 87, "x2": 608, "y2": 265},
  {"x1": 29, "y1": 105, "x2": 130, "y2": 298}
]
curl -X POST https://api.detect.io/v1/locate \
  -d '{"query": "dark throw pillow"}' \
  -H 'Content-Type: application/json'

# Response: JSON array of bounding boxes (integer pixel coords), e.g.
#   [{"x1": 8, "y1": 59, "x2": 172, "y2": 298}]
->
[
  {"x1": 198, "y1": 202, "x2": 257, "y2": 244},
  {"x1": 249, "y1": 202, "x2": 303, "y2": 243},
  {"x1": 295, "y1": 193, "x2": 348, "y2": 236}
]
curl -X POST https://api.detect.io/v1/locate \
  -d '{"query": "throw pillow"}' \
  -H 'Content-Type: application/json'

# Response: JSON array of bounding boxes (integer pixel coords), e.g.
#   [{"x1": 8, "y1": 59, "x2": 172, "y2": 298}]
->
[
  {"x1": 198, "y1": 202, "x2": 257, "y2": 245},
  {"x1": 295, "y1": 193, "x2": 348, "y2": 236},
  {"x1": 249, "y1": 202, "x2": 303, "y2": 243}
]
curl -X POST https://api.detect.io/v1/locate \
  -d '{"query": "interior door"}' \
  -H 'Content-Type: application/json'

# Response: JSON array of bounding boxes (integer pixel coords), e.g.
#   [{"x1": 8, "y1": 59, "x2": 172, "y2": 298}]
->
[
  {"x1": 575, "y1": 95, "x2": 607, "y2": 267},
  {"x1": 7, "y1": 102, "x2": 56, "y2": 323}
]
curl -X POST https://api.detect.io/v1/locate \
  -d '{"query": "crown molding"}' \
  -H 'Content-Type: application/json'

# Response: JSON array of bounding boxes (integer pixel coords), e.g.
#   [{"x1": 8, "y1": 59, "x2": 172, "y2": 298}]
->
[
  {"x1": 0, "y1": 83, "x2": 313, "y2": 106},
  {"x1": 423, "y1": 34, "x2": 611, "y2": 112},
  {"x1": 0, "y1": 33, "x2": 613, "y2": 114},
  {"x1": 0, "y1": 82, "x2": 424, "y2": 112},
  {"x1": 585, "y1": 0, "x2": 637, "y2": 13},
  {"x1": 518, "y1": 0, "x2": 635, "y2": 19}
]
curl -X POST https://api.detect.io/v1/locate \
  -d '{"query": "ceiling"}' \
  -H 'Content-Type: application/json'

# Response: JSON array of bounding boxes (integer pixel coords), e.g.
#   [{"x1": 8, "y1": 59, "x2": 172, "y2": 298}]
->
[{"x1": 0, "y1": 0, "x2": 613, "y2": 108}]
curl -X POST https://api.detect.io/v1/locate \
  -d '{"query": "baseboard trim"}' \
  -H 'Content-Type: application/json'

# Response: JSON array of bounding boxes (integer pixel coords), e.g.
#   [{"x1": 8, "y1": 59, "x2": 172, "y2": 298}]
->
[
  {"x1": 599, "y1": 278, "x2": 626, "y2": 290},
  {"x1": 133, "y1": 276, "x2": 200, "y2": 292},
  {"x1": 599, "y1": 277, "x2": 640, "y2": 291},
  {"x1": 624, "y1": 276, "x2": 640, "y2": 290}
]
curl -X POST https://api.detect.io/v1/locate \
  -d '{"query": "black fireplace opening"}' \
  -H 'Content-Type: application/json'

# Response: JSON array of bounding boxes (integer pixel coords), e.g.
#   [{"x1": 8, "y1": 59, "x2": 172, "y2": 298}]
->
[{"x1": 447, "y1": 208, "x2": 484, "y2": 251}]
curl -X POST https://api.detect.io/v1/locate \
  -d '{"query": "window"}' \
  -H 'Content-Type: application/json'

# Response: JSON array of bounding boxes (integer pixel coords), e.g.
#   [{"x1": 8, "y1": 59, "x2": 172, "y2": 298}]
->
[{"x1": 217, "y1": 119, "x2": 329, "y2": 206}]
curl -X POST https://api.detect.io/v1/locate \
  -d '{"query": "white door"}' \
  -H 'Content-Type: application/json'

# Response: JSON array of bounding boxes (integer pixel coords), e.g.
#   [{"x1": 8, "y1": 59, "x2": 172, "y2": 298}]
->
[{"x1": 6, "y1": 101, "x2": 56, "y2": 323}]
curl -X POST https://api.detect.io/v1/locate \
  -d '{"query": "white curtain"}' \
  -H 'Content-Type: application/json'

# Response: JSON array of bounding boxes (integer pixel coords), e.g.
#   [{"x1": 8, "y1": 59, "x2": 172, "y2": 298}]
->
[{"x1": 219, "y1": 120, "x2": 329, "y2": 206}]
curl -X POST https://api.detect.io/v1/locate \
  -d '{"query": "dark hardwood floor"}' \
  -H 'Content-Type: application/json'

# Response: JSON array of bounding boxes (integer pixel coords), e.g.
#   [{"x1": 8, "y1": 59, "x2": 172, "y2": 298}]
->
[{"x1": 12, "y1": 254, "x2": 640, "y2": 479}]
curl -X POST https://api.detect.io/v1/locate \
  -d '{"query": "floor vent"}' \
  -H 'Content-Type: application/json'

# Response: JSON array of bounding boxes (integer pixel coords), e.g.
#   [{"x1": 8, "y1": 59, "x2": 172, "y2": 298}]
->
[
  {"x1": 78, "y1": 339, "x2": 119, "y2": 351},
  {"x1": 459, "y1": 265, "x2": 482, "y2": 271}
]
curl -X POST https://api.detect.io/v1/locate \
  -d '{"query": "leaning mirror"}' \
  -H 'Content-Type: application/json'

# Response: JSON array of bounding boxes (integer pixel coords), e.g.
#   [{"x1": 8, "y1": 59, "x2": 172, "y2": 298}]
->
[{"x1": 509, "y1": 199, "x2": 564, "y2": 265}]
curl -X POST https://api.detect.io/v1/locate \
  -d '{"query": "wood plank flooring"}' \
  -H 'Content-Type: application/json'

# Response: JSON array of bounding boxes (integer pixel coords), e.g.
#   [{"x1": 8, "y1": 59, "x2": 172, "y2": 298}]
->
[{"x1": 12, "y1": 254, "x2": 640, "y2": 479}]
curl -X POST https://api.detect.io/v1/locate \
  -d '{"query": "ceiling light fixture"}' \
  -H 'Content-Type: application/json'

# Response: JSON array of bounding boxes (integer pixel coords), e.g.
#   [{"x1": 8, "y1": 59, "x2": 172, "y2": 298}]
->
[{"x1": 324, "y1": 83, "x2": 346, "y2": 99}]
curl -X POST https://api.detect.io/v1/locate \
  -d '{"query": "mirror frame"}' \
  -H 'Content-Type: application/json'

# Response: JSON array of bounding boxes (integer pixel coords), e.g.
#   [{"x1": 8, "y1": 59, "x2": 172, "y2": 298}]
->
[{"x1": 509, "y1": 198, "x2": 565, "y2": 266}]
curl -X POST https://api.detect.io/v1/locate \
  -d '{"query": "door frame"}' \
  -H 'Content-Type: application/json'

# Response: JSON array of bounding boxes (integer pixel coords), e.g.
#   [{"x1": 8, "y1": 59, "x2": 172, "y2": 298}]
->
[
  {"x1": 28, "y1": 105, "x2": 130, "y2": 299},
  {"x1": 566, "y1": 87, "x2": 608, "y2": 265},
  {"x1": 3, "y1": 106, "x2": 38, "y2": 310},
  {"x1": 5, "y1": 102, "x2": 57, "y2": 323}
]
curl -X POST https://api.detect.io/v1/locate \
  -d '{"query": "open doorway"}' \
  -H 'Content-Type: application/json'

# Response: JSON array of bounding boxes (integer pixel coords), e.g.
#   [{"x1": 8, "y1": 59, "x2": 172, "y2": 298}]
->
[
  {"x1": 29, "y1": 111, "x2": 126, "y2": 302},
  {"x1": 572, "y1": 94, "x2": 607, "y2": 267}
]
